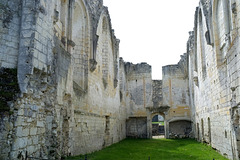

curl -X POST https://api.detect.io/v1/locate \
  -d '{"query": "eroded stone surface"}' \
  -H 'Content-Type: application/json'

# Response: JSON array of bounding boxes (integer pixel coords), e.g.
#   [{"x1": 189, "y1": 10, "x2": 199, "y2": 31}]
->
[{"x1": 0, "y1": 0, "x2": 240, "y2": 160}]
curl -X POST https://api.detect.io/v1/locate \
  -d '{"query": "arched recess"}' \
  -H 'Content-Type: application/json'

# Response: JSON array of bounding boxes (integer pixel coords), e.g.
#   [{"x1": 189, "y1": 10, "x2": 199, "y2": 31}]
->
[
  {"x1": 198, "y1": 9, "x2": 207, "y2": 79},
  {"x1": 212, "y1": 0, "x2": 232, "y2": 66},
  {"x1": 168, "y1": 118, "x2": 192, "y2": 138},
  {"x1": 72, "y1": 0, "x2": 91, "y2": 93},
  {"x1": 201, "y1": 118, "x2": 204, "y2": 141},
  {"x1": 96, "y1": 11, "x2": 115, "y2": 89}
]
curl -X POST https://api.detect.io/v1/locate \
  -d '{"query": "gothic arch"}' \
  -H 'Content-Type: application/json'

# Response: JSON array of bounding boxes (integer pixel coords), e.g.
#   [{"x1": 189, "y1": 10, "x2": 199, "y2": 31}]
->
[
  {"x1": 72, "y1": 0, "x2": 91, "y2": 92},
  {"x1": 212, "y1": 0, "x2": 232, "y2": 66},
  {"x1": 96, "y1": 9, "x2": 116, "y2": 89},
  {"x1": 198, "y1": 8, "x2": 207, "y2": 79}
]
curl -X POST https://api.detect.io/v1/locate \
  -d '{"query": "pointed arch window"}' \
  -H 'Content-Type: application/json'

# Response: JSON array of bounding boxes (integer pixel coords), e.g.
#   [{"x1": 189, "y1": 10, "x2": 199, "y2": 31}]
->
[
  {"x1": 214, "y1": 0, "x2": 232, "y2": 65},
  {"x1": 199, "y1": 9, "x2": 207, "y2": 79}
]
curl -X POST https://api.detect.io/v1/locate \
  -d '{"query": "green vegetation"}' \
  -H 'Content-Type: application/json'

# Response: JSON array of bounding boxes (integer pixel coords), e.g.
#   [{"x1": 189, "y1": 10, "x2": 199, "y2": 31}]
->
[
  {"x1": 152, "y1": 121, "x2": 164, "y2": 125},
  {"x1": 66, "y1": 138, "x2": 228, "y2": 160}
]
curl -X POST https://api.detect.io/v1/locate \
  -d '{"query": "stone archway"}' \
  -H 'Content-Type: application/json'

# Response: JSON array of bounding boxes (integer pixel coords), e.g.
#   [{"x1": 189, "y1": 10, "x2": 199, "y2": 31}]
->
[
  {"x1": 152, "y1": 114, "x2": 165, "y2": 138},
  {"x1": 146, "y1": 106, "x2": 170, "y2": 138},
  {"x1": 167, "y1": 118, "x2": 192, "y2": 139}
]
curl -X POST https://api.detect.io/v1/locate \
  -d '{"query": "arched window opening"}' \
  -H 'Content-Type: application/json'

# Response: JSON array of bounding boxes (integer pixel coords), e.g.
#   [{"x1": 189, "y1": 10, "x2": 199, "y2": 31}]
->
[
  {"x1": 194, "y1": 14, "x2": 198, "y2": 73},
  {"x1": 152, "y1": 115, "x2": 165, "y2": 138},
  {"x1": 72, "y1": 1, "x2": 89, "y2": 93},
  {"x1": 201, "y1": 118, "x2": 204, "y2": 141},
  {"x1": 215, "y1": 0, "x2": 232, "y2": 65},
  {"x1": 60, "y1": 0, "x2": 68, "y2": 41},
  {"x1": 101, "y1": 16, "x2": 113, "y2": 89},
  {"x1": 53, "y1": 0, "x2": 68, "y2": 48},
  {"x1": 199, "y1": 10, "x2": 207, "y2": 79}
]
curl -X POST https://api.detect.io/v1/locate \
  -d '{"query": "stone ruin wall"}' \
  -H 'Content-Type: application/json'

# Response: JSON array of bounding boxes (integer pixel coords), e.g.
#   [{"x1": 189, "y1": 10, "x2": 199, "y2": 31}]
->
[
  {"x1": 0, "y1": 0, "x2": 128, "y2": 159},
  {"x1": 186, "y1": 0, "x2": 240, "y2": 159},
  {"x1": 1, "y1": 0, "x2": 240, "y2": 160},
  {"x1": 0, "y1": 0, "x2": 160, "y2": 159},
  {"x1": 123, "y1": 62, "x2": 153, "y2": 138},
  {"x1": 162, "y1": 54, "x2": 192, "y2": 139}
]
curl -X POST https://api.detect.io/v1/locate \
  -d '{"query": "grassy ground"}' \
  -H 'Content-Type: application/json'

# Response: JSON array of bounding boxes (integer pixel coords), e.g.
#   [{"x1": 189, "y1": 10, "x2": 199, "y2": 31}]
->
[
  {"x1": 66, "y1": 138, "x2": 229, "y2": 160},
  {"x1": 152, "y1": 122, "x2": 164, "y2": 125}
]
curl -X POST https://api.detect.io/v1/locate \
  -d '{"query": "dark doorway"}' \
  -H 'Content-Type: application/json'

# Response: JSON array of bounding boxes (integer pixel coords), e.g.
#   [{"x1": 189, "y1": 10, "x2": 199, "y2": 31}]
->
[
  {"x1": 208, "y1": 117, "x2": 211, "y2": 144},
  {"x1": 201, "y1": 118, "x2": 204, "y2": 141}
]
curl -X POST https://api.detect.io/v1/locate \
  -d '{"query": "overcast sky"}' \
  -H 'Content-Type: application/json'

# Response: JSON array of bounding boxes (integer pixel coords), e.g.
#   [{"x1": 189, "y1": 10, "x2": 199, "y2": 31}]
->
[{"x1": 103, "y1": 0, "x2": 200, "y2": 79}]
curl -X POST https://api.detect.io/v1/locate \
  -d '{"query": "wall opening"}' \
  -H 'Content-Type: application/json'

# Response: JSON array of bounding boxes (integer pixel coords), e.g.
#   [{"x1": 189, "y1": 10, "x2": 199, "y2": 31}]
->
[
  {"x1": 208, "y1": 117, "x2": 211, "y2": 144},
  {"x1": 72, "y1": 1, "x2": 89, "y2": 93},
  {"x1": 199, "y1": 9, "x2": 207, "y2": 79},
  {"x1": 103, "y1": 116, "x2": 110, "y2": 147},
  {"x1": 214, "y1": 0, "x2": 232, "y2": 65},
  {"x1": 197, "y1": 123, "x2": 200, "y2": 140},
  {"x1": 201, "y1": 118, "x2": 204, "y2": 141},
  {"x1": 169, "y1": 120, "x2": 192, "y2": 138},
  {"x1": 102, "y1": 17, "x2": 110, "y2": 89},
  {"x1": 105, "y1": 116, "x2": 110, "y2": 135},
  {"x1": 152, "y1": 115, "x2": 164, "y2": 138}
]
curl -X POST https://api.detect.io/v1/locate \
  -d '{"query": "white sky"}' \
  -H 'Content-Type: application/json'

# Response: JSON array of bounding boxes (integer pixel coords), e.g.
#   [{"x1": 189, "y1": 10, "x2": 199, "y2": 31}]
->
[{"x1": 103, "y1": 0, "x2": 200, "y2": 79}]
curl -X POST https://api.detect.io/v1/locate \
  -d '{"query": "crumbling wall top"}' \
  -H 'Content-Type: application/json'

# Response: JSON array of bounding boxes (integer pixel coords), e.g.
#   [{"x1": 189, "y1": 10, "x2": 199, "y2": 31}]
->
[{"x1": 124, "y1": 62, "x2": 152, "y2": 75}]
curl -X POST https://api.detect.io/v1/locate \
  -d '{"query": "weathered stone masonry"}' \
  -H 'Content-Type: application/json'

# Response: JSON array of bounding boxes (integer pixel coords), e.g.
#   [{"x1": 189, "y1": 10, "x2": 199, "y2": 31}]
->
[
  {"x1": 0, "y1": 0, "x2": 240, "y2": 160},
  {"x1": 185, "y1": 0, "x2": 240, "y2": 159}
]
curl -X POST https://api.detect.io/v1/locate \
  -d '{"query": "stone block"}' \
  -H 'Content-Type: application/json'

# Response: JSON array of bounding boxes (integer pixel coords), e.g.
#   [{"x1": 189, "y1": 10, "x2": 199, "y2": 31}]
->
[
  {"x1": 12, "y1": 137, "x2": 28, "y2": 150},
  {"x1": 30, "y1": 127, "x2": 37, "y2": 136},
  {"x1": 32, "y1": 136, "x2": 38, "y2": 145},
  {"x1": 27, "y1": 145, "x2": 35, "y2": 155},
  {"x1": 37, "y1": 121, "x2": 44, "y2": 127}
]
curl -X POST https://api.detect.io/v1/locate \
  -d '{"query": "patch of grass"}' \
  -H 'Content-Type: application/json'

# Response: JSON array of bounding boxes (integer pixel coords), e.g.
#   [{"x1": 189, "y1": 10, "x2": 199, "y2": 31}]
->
[
  {"x1": 66, "y1": 139, "x2": 229, "y2": 160},
  {"x1": 152, "y1": 121, "x2": 164, "y2": 125}
]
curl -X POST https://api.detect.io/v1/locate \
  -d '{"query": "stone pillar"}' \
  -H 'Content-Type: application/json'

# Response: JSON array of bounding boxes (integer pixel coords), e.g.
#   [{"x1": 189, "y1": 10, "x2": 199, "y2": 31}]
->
[
  {"x1": 165, "y1": 120, "x2": 169, "y2": 138},
  {"x1": 147, "y1": 111, "x2": 152, "y2": 138}
]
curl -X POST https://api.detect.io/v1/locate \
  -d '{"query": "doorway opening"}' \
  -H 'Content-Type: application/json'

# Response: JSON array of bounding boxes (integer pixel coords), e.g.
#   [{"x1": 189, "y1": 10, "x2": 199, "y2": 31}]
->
[
  {"x1": 208, "y1": 117, "x2": 211, "y2": 145},
  {"x1": 152, "y1": 115, "x2": 164, "y2": 138}
]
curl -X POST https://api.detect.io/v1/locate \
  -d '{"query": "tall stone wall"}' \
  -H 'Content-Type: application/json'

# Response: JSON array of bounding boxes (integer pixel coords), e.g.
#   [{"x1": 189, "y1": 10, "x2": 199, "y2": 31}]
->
[
  {"x1": 0, "y1": 0, "x2": 21, "y2": 68},
  {"x1": 1, "y1": 0, "x2": 240, "y2": 160},
  {"x1": 162, "y1": 54, "x2": 192, "y2": 138},
  {"x1": 119, "y1": 60, "x2": 153, "y2": 138},
  {"x1": 186, "y1": 0, "x2": 240, "y2": 159},
  {"x1": 152, "y1": 80, "x2": 163, "y2": 108},
  {"x1": 124, "y1": 62, "x2": 153, "y2": 117},
  {"x1": 0, "y1": 0, "x2": 126, "y2": 159}
]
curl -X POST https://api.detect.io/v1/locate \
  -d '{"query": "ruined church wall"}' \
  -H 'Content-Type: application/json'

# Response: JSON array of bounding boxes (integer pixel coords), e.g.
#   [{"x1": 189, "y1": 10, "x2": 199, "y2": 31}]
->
[
  {"x1": 123, "y1": 62, "x2": 153, "y2": 138},
  {"x1": 0, "y1": 1, "x2": 22, "y2": 158},
  {"x1": 71, "y1": 8, "x2": 126, "y2": 155},
  {"x1": 187, "y1": 1, "x2": 240, "y2": 159},
  {"x1": 125, "y1": 62, "x2": 153, "y2": 117},
  {"x1": 0, "y1": 0, "x2": 126, "y2": 159},
  {"x1": 162, "y1": 56, "x2": 191, "y2": 138},
  {"x1": 2, "y1": 0, "x2": 75, "y2": 158},
  {"x1": 0, "y1": 0, "x2": 21, "y2": 68}
]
